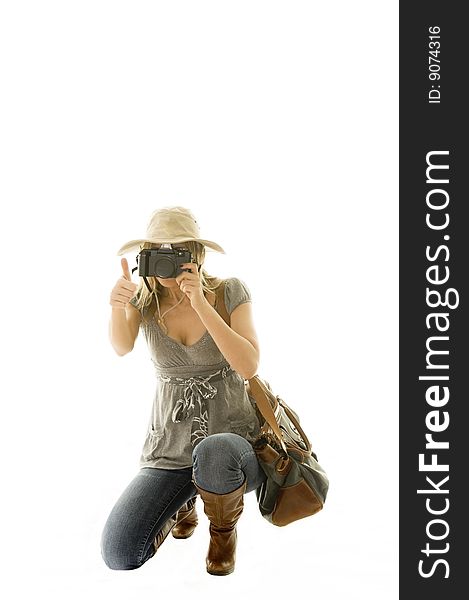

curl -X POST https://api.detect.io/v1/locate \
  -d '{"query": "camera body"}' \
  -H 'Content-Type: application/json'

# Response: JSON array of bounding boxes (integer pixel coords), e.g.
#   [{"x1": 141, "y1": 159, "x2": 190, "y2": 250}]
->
[{"x1": 137, "y1": 246, "x2": 193, "y2": 279}]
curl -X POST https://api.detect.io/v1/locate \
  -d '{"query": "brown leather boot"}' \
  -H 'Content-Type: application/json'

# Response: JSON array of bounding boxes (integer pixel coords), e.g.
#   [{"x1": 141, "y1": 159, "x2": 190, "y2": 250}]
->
[
  {"x1": 195, "y1": 480, "x2": 247, "y2": 576},
  {"x1": 152, "y1": 513, "x2": 177, "y2": 554},
  {"x1": 172, "y1": 497, "x2": 198, "y2": 539}
]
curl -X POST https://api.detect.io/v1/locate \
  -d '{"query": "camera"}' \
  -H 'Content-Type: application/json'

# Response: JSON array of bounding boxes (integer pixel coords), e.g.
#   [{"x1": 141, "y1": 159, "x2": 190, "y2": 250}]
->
[{"x1": 137, "y1": 244, "x2": 193, "y2": 279}]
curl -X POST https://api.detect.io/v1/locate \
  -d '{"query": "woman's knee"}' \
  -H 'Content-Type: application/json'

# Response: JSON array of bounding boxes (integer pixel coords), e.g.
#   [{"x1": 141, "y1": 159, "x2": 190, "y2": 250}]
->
[
  {"x1": 193, "y1": 433, "x2": 248, "y2": 468},
  {"x1": 100, "y1": 520, "x2": 148, "y2": 571},
  {"x1": 194, "y1": 432, "x2": 250, "y2": 459},
  {"x1": 192, "y1": 433, "x2": 251, "y2": 493}
]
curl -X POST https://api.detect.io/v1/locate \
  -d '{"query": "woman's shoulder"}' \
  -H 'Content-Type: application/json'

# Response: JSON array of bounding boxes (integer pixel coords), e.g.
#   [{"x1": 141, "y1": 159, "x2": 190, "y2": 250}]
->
[
  {"x1": 218, "y1": 275, "x2": 250, "y2": 288},
  {"x1": 221, "y1": 277, "x2": 252, "y2": 315}
]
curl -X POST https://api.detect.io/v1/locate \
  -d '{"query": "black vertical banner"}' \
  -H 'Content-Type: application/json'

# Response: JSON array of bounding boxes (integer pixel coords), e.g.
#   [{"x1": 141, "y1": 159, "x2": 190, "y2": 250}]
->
[{"x1": 400, "y1": 2, "x2": 466, "y2": 597}]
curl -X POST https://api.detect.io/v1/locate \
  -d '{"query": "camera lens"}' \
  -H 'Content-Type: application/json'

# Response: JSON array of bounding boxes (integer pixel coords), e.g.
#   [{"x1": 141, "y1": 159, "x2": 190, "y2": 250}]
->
[{"x1": 156, "y1": 258, "x2": 176, "y2": 278}]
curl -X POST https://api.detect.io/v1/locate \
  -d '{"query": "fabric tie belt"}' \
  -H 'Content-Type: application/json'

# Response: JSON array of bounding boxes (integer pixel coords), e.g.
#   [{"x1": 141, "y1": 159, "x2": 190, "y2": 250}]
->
[{"x1": 155, "y1": 364, "x2": 235, "y2": 447}]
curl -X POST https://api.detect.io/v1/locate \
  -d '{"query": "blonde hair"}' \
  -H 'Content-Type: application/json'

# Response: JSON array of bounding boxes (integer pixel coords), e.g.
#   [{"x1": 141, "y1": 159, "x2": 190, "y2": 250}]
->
[{"x1": 132, "y1": 241, "x2": 223, "y2": 324}]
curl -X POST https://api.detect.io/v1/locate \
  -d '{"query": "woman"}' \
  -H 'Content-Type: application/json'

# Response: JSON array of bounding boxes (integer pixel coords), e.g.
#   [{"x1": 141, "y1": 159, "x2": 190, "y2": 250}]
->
[{"x1": 101, "y1": 206, "x2": 266, "y2": 576}]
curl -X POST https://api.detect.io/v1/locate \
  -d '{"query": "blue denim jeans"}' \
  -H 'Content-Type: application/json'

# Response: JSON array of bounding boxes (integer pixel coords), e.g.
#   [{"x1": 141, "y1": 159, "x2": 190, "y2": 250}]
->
[{"x1": 100, "y1": 432, "x2": 267, "y2": 570}]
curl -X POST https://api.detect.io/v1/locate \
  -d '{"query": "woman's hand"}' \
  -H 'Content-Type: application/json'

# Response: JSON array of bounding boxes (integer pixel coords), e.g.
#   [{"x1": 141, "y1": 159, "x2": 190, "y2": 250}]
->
[
  {"x1": 175, "y1": 262, "x2": 207, "y2": 311},
  {"x1": 110, "y1": 258, "x2": 138, "y2": 309}
]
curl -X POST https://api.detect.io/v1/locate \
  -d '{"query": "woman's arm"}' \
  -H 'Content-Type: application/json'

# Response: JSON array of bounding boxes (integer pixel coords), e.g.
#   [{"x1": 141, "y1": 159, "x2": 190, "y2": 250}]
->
[
  {"x1": 109, "y1": 304, "x2": 141, "y2": 356},
  {"x1": 109, "y1": 258, "x2": 141, "y2": 356},
  {"x1": 196, "y1": 300, "x2": 260, "y2": 379}
]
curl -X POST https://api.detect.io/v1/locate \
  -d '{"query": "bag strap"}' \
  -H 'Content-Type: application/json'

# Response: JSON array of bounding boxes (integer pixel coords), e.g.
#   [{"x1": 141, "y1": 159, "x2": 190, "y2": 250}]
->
[
  {"x1": 246, "y1": 377, "x2": 288, "y2": 454},
  {"x1": 277, "y1": 399, "x2": 313, "y2": 453},
  {"x1": 214, "y1": 278, "x2": 294, "y2": 455},
  {"x1": 248, "y1": 378, "x2": 313, "y2": 454},
  {"x1": 215, "y1": 279, "x2": 230, "y2": 326}
]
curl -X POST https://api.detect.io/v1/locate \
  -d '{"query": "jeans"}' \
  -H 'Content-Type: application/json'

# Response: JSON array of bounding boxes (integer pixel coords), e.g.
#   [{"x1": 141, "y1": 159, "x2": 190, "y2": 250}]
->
[{"x1": 100, "y1": 432, "x2": 267, "y2": 570}]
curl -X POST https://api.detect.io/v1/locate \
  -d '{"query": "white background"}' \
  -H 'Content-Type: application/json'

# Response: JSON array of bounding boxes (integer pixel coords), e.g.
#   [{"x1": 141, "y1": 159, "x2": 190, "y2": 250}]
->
[{"x1": 0, "y1": 1, "x2": 398, "y2": 599}]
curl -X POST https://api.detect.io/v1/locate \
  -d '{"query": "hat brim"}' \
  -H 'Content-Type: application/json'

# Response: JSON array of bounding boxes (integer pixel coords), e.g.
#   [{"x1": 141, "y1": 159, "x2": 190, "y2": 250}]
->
[{"x1": 117, "y1": 237, "x2": 225, "y2": 256}]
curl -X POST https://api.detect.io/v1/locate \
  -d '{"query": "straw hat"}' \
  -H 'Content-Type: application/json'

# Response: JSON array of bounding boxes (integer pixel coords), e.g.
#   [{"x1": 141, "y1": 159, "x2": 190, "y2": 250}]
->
[{"x1": 116, "y1": 206, "x2": 225, "y2": 255}]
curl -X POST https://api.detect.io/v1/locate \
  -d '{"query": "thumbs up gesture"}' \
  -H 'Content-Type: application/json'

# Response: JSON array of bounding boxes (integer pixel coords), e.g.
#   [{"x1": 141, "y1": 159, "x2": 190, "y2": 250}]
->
[{"x1": 109, "y1": 258, "x2": 139, "y2": 309}]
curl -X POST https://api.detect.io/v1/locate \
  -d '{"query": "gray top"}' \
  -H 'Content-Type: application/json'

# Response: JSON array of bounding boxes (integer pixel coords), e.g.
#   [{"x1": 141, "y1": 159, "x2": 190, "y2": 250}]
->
[{"x1": 130, "y1": 277, "x2": 262, "y2": 469}]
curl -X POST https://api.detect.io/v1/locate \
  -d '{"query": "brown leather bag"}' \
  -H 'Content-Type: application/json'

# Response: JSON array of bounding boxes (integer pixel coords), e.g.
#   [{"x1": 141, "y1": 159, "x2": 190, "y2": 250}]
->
[{"x1": 215, "y1": 280, "x2": 329, "y2": 526}]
